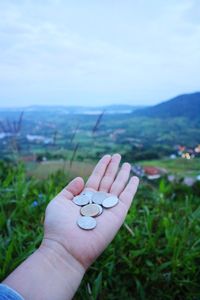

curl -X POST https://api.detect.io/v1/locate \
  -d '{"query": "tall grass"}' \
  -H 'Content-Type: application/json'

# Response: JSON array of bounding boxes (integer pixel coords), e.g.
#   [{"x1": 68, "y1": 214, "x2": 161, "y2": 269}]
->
[
  {"x1": 68, "y1": 111, "x2": 105, "y2": 168},
  {"x1": 92, "y1": 110, "x2": 105, "y2": 136},
  {"x1": 0, "y1": 112, "x2": 24, "y2": 157},
  {"x1": 0, "y1": 161, "x2": 200, "y2": 299}
]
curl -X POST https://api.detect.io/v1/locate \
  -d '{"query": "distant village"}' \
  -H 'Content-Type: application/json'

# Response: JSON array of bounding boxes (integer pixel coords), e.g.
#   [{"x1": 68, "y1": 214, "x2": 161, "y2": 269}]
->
[
  {"x1": 131, "y1": 143, "x2": 200, "y2": 186},
  {"x1": 170, "y1": 144, "x2": 200, "y2": 160},
  {"x1": 131, "y1": 163, "x2": 200, "y2": 186}
]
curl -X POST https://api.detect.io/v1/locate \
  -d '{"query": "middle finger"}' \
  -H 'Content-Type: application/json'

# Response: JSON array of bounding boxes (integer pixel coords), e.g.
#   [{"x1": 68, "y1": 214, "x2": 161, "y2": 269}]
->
[{"x1": 99, "y1": 153, "x2": 121, "y2": 192}]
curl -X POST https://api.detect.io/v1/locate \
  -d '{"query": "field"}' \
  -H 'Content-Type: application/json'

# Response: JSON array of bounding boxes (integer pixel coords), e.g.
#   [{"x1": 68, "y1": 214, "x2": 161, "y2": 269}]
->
[
  {"x1": 1, "y1": 109, "x2": 200, "y2": 163},
  {"x1": 140, "y1": 158, "x2": 200, "y2": 178},
  {"x1": 26, "y1": 157, "x2": 200, "y2": 180},
  {"x1": 0, "y1": 161, "x2": 200, "y2": 300},
  {"x1": 27, "y1": 160, "x2": 95, "y2": 179}
]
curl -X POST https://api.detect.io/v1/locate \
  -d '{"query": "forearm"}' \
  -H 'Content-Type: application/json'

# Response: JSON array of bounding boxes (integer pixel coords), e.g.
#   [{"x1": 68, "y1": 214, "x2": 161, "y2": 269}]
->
[{"x1": 3, "y1": 239, "x2": 85, "y2": 300}]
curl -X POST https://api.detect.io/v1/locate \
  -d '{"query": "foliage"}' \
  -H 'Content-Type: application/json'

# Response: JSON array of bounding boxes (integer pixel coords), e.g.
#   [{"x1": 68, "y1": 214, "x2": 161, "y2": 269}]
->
[
  {"x1": 1, "y1": 108, "x2": 200, "y2": 162},
  {"x1": 0, "y1": 162, "x2": 200, "y2": 300}
]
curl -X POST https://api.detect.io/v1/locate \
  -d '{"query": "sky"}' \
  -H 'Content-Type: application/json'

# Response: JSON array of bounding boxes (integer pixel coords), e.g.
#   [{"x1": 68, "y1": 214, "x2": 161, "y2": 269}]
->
[{"x1": 0, "y1": 0, "x2": 200, "y2": 107}]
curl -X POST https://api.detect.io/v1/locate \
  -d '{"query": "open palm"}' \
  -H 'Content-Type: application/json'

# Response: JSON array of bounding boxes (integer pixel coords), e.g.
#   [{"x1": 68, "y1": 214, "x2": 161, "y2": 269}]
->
[{"x1": 43, "y1": 154, "x2": 139, "y2": 270}]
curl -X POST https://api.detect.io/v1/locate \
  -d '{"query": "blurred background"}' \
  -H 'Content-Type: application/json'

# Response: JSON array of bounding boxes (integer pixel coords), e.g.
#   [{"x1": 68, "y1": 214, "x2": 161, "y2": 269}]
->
[{"x1": 0, "y1": 1, "x2": 200, "y2": 299}]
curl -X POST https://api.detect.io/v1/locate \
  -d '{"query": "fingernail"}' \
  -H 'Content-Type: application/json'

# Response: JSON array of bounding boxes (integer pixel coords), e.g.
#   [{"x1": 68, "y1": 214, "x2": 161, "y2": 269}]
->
[
  {"x1": 122, "y1": 162, "x2": 131, "y2": 168},
  {"x1": 131, "y1": 176, "x2": 140, "y2": 184},
  {"x1": 103, "y1": 154, "x2": 111, "y2": 160},
  {"x1": 112, "y1": 153, "x2": 121, "y2": 159}
]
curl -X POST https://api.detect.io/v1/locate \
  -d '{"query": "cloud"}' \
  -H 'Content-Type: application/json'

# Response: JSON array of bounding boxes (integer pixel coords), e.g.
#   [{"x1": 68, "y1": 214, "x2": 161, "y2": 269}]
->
[{"x1": 0, "y1": 0, "x2": 200, "y2": 106}]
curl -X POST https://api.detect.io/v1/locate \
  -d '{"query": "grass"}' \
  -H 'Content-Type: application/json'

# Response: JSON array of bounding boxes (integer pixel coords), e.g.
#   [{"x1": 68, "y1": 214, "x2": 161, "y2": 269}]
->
[{"x1": 0, "y1": 161, "x2": 200, "y2": 299}]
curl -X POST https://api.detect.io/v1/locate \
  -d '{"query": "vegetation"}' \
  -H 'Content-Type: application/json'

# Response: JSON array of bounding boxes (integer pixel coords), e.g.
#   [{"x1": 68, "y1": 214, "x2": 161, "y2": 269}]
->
[
  {"x1": 1, "y1": 106, "x2": 200, "y2": 162},
  {"x1": 1, "y1": 161, "x2": 200, "y2": 300},
  {"x1": 1, "y1": 97, "x2": 200, "y2": 298}
]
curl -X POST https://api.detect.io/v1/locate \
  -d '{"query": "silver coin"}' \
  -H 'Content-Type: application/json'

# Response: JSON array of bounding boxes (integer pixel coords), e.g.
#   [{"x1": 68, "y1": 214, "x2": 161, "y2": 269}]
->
[
  {"x1": 77, "y1": 216, "x2": 97, "y2": 230},
  {"x1": 73, "y1": 195, "x2": 90, "y2": 206},
  {"x1": 102, "y1": 195, "x2": 119, "y2": 208},
  {"x1": 81, "y1": 190, "x2": 94, "y2": 199},
  {"x1": 80, "y1": 190, "x2": 94, "y2": 203},
  {"x1": 92, "y1": 191, "x2": 109, "y2": 205},
  {"x1": 96, "y1": 204, "x2": 103, "y2": 216},
  {"x1": 80, "y1": 203, "x2": 101, "y2": 217}
]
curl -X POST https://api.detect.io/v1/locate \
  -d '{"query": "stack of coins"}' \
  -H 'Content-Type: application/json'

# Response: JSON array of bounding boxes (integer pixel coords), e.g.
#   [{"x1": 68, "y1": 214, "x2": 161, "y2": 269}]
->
[{"x1": 73, "y1": 190, "x2": 119, "y2": 230}]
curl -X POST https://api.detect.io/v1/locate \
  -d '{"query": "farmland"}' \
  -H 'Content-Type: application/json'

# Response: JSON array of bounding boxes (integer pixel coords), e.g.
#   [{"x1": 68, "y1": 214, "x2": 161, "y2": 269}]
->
[{"x1": 0, "y1": 107, "x2": 200, "y2": 165}]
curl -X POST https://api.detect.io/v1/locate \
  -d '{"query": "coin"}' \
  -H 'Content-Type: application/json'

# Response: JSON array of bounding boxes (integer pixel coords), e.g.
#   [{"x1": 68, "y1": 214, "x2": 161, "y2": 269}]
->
[
  {"x1": 73, "y1": 195, "x2": 90, "y2": 206},
  {"x1": 80, "y1": 203, "x2": 100, "y2": 217},
  {"x1": 77, "y1": 216, "x2": 97, "y2": 230},
  {"x1": 102, "y1": 195, "x2": 119, "y2": 208},
  {"x1": 92, "y1": 191, "x2": 109, "y2": 205},
  {"x1": 96, "y1": 204, "x2": 103, "y2": 216},
  {"x1": 80, "y1": 190, "x2": 94, "y2": 203}
]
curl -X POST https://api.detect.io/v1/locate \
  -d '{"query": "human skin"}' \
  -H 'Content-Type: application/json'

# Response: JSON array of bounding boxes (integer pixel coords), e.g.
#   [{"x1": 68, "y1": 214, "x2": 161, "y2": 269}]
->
[{"x1": 3, "y1": 153, "x2": 139, "y2": 300}]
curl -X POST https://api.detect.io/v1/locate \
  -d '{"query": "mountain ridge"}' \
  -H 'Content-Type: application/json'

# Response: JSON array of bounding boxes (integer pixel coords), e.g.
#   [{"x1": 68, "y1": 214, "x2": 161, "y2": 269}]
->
[
  {"x1": 0, "y1": 92, "x2": 200, "y2": 118},
  {"x1": 133, "y1": 92, "x2": 200, "y2": 118},
  {"x1": 0, "y1": 104, "x2": 144, "y2": 113}
]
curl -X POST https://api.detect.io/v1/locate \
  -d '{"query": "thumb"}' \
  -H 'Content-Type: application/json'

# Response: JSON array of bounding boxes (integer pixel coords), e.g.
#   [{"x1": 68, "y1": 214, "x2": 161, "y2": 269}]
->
[{"x1": 60, "y1": 177, "x2": 85, "y2": 200}]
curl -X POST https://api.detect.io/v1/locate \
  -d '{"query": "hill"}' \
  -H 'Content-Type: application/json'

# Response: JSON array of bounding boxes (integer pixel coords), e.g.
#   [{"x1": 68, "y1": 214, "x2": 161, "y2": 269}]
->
[{"x1": 133, "y1": 92, "x2": 200, "y2": 118}]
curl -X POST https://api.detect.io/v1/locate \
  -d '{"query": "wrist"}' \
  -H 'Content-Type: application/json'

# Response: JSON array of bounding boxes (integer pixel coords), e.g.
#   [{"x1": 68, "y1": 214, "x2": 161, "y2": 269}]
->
[
  {"x1": 39, "y1": 238, "x2": 86, "y2": 277},
  {"x1": 4, "y1": 239, "x2": 85, "y2": 300}
]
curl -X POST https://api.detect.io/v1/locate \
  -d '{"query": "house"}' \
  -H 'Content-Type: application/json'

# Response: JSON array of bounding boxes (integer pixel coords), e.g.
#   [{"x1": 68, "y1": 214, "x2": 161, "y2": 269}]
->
[
  {"x1": 132, "y1": 165, "x2": 167, "y2": 180},
  {"x1": 21, "y1": 155, "x2": 36, "y2": 162},
  {"x1": 143, "y1": 166, "x2": 163, "y2": 180}
]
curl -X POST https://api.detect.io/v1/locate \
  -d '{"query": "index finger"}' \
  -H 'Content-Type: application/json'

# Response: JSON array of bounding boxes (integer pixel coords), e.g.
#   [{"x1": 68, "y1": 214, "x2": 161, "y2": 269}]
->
[{"x1": 86, "y1": 154, "x2": 111, "y2": 190}]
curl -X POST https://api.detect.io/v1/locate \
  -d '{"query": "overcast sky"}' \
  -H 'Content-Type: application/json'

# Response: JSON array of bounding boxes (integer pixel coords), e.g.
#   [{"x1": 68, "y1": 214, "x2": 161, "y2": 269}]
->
[{"x1": 0, "y1": 0, "x2": 200, "y2": 107}]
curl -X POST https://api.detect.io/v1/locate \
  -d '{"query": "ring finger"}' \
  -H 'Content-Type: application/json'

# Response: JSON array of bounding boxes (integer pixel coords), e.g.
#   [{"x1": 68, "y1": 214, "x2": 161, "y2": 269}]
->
[{"x1": 110, "y1": 162, "x2": 131, "y2": 196}]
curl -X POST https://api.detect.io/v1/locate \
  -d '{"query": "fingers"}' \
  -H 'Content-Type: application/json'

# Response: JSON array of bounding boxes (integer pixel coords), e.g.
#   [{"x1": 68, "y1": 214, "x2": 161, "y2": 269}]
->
[
  {"x1": 99, "y1": 153, "x2": 121, "y2": 192},
  {"x1": 110, "y1": 162, "x2": 131, "y2": 196},
  {"x1": 86, "y1": 154, "x2": 111, "y2": 190},
  {"x1": 119, "y1": 176, "x2": 139, "y2": 208},
  {"x1": 60, "y1": 177, "x2": 85, "y2": 200}
]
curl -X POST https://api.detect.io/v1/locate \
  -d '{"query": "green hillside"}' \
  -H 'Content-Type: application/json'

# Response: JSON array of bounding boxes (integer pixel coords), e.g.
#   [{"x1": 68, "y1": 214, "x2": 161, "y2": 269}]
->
[{"x1": 134, "y1": 92, "x2": 200, "y2": 119}]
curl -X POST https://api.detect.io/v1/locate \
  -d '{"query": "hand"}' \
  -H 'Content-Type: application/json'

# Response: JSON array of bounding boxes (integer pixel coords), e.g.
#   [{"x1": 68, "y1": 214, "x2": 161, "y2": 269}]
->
[
  {"x1": 42, "y1": 154, "x2": 139, "y2": 270},
  {"x1": 3, "y1": 154, "x2": 139, "y2": 300}
]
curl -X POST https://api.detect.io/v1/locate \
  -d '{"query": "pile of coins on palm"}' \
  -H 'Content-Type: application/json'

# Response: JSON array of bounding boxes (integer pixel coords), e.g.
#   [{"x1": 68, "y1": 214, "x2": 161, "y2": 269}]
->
[{"x1": 73, "y1": 190, "x2": 119, "y2": 230}]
